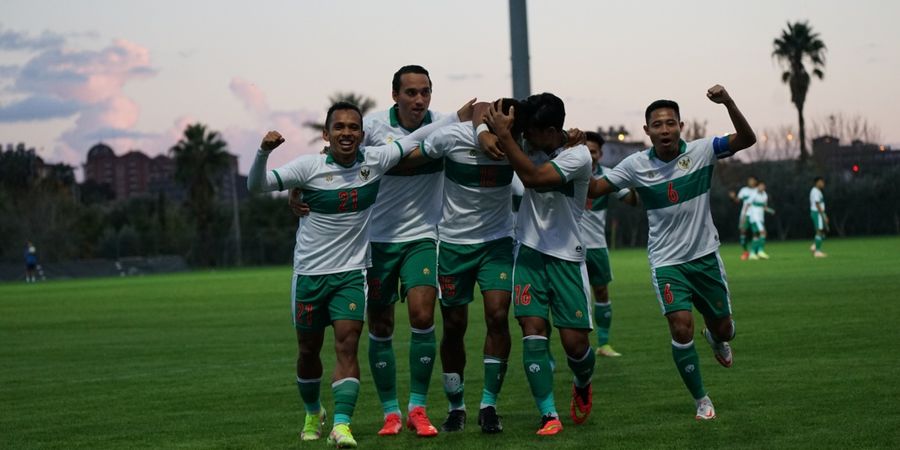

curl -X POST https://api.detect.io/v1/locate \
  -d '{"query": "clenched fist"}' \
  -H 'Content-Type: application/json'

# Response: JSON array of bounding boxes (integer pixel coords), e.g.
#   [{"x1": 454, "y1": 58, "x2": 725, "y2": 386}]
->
[
  {"x1": 261, "y1": 130, "x2": 285, "y2": 152},
  {"x1": 706, "y1": 85, "x2": 733, "y2": 105}
]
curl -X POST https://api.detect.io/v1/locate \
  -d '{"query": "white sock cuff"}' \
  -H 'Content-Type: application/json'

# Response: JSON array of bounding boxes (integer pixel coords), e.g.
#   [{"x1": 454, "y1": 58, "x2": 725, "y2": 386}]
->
[
  {"x1": 297, "y1": 376, "x2": 321, "y2": 383},
  {"x1": 567, "y1": 347, "x2": 593, "y2": 362},
  {"x1": 411, "y1": 325, "x2": 435, "y2": 334},
  {"x1": 671, "y1": 340, "x2": 694, "y2": 349},
  {"x1": 594, "y1": 301, "x2": 611, "y2": 307},
  {"x1": 331, "y1": 377, "x2": 360, "y2": 388},
  {"x1": 522, "y1": 335, "x2": 548, "y2": 342},
  {"x1": 369, "y1": 333, "x2": 393, "y2": 342}
]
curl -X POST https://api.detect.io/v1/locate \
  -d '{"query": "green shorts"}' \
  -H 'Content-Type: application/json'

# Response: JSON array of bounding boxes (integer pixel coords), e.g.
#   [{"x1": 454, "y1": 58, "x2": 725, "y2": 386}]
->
[
  {"x1": 585, "y1": 247, "x2": 613, "y2": 286},
  {"x1": 367, "y1": 239, "x2": 438, "y2": 307},
  {"x1": 749, "y1": 219, "x2": 765, "y2": 234},
  {"x1": 650, "y1": 252, "x2": 732, "y2": 319},
  {"x1": 292, "y1": 270, "x2": 366, "y2": 331},
  {"x1": 512, "y1": 244, "x2": 592, "y2": 329},
  {"x1": 438, "y1": 237, "x2": 513, "y2": 307},
  {"x1": 811, "y1": 211, "x2": 826, "y2": 232}
]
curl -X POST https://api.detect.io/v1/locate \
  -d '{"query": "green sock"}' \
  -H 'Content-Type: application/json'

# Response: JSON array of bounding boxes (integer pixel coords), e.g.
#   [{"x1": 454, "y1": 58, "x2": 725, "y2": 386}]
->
[
  {"x1": 566, "y1": 347, "x2": 596, "y2": 388},
  {"x1": 296, "y1": 377, "x2": 321, "y2": 414},
  {"x1": 815, "y1": 235, "x2": 824, "y2": 251},
  {"x1": 481, "y1": 355, "x2": 508, "y2": 408},
  {"x1": 739, "y1": 234, "x2": 748, "y2": 250},
  {"x1": 593, "y1": 302, "x2": 612, "y2": 346},
  {"x1": 759, "y1": 236, "x2": 766, "y2": 251},
  {"x1": 442, "y1": 373, "x2": 465, "y2": 410},
  {"x1": 751, "y1": 238, "x2": 760, "y2": 254},
  {"x1": 409, "y1": 327, "x2": 436, "y2": 407},
  {"x1": 332, "y1": 378, "x2": 360, "y2": 424},
  {"x1": 671, "y1": 341, "x2": 706, "y2": 400},
  {"x1": 368, "y1": 335, "x2": 399, "y2": 414},
  {"x1": 523, "y1": 337, "x2": 556, "y2": 416}
]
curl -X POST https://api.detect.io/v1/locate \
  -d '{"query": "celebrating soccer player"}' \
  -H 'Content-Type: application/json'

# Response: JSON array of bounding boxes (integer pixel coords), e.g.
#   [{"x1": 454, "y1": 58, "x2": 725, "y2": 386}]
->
[{"x1": 588, "y1": 84, "x2": 756, "y2": 420}]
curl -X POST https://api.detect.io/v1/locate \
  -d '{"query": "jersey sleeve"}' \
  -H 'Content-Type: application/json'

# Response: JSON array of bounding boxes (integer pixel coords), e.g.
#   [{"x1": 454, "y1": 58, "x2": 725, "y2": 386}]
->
[
  {"x1": 549, "y1": 145, "x2": 592, "y2": 184},
  {"x1": 615, "y1": 187, "x2": 631, "y2": 199},
  {"x1": 366, "y1": 142, "x2": 406, "y2": 172},
  {"x1": 247, "y1": 151, "x2": 313, "y2": 193},
  {"x1": 422, "y1": 126, "x2": 453, "y2": 160},
  {"x1": 603, "y1": 157, "x2": 636, "y2": 190}
]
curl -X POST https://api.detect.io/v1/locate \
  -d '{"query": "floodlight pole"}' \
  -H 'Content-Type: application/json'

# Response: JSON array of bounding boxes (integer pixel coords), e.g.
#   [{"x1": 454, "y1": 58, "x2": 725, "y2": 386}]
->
[{"x1": 509, "y1": 0, "x2": 531, "y2": 99}]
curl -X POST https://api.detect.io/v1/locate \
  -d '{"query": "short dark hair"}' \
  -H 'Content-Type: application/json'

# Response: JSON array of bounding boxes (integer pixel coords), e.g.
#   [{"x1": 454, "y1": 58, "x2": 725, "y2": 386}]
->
[
  {"x1": 493, "y1": 98, "x2": 529, "y2": 136},
  {"x1": 585, "y1": 131, "x2": 605, "y2": 147},
  {"x1": 392, "y1": 65, "x2": 431, "y2": 92},
  {"x1": 524, "y1": 92, "x2": 565, "y2": 130},
  {"x1": 645, "y1": 99, "x2": 680, "y2": 124},
  {"x1": 813, "y1": 176, "x2": 824, "y2": 184},
  {"x1": 325, "y1": 101, "x2": 362, "y2": 130}
]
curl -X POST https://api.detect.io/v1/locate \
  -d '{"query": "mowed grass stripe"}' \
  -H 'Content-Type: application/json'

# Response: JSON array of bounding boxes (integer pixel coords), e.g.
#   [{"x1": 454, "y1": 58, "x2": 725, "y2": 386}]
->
[{"x1": 2, "y1": 237, "x2": 899, "y2": 449}]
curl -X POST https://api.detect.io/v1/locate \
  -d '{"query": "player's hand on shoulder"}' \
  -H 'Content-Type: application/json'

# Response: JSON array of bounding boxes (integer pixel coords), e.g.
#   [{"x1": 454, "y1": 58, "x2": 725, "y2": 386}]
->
[
  {"x1": 261, "y1": 130, "x2": 285, "y2": 152},
  {"x1": 457, "y1": 97, "x2": 477, "y2": 122},
  {"x1": 564, "y1": 128, "x2": 586, "y2": 148},
  {"x1": 706, "y1": 85, "x2": 732, "y2": 104}
]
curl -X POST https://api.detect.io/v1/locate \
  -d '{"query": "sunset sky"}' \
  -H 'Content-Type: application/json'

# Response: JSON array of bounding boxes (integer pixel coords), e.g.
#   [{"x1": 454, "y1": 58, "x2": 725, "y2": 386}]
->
[{"x1": 2, "y1": 0, "x2": 898, "y2": 176}]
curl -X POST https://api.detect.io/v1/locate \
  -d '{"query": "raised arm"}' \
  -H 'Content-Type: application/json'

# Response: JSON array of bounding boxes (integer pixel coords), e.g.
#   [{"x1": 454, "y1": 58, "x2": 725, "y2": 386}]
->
[
  {"x1": 392, "y1": 97, "x2": 475, "y2": 155},
  {"x1": 247, "y1": 131, "x2": 287, "y2": 194},
  {"x1": 707, "y1": 84, "x2": 756, "y2": 153}
]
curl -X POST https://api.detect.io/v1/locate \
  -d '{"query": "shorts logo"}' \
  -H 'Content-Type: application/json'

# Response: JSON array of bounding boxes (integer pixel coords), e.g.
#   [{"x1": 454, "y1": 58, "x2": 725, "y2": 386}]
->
[
  {"x1": 499, "y1": 272, "x2": 508, "y2": 280},
  {"x1": 716, "y1": 301, "x2": 723, "y2": 308},
  {"x1": 359, "y1": 167, "x2": 371, "y2": 181},
  {"x1": 575, "y1": 310, "x2": 583, "y2": 318},
  {"x1": 677, "y1": 157, "x2": 691, "y2": 171},
  {"x1": 423, "y1": 267, "x2": 431, "y2": 276},
  {"x1": 684, "y1": 364, "x2": 695, "y2": 373},
  {"x1": 375, "y1": 361, "x2": 387, "y2": 369},
  {"x1": 663, "y1": 283, "x2": 674, "y2": 304},
  {"x1": 575, "y1": 245, "x2": 583, "y2": 254},
  {"x1": 367, "y1": 278, "x2": 382, "y2": 301},
  {"x1": 349, "y1": 303, "x2": 357, "y2": 311},
  {"x1": 419, "y1": 356, "x2": 432, "y2": 365},
  {"x1": 439, "y1": 276, "x2": 457, "y2": 298},
  {"x1": 528, "y1": 363, "x2": 541, "y2": 373}
]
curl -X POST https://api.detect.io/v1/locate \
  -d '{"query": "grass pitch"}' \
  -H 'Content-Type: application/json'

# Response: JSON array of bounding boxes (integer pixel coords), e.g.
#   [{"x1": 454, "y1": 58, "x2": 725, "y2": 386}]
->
[{"x1": 2, "y1": 237, "x2": 899, "y2": 449}]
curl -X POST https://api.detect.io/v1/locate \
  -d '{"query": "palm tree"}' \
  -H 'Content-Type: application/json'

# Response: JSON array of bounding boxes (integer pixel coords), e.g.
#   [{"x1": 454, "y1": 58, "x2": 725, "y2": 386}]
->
[
  {"x1": 772, "y1": 21, "x2": 826, "y2": 163},
  {"x1": 170, "y1": 123, "x2": 232, "y2": 266},
  {"x1": 303, "y1": 92, "x2": 377, "y2": 142}
]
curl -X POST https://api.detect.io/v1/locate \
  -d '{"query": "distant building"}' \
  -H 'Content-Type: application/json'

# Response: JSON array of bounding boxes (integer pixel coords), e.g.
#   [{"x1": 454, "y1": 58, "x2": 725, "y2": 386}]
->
[
  {"x1": 812, "y1": 136, "x2": 899, "y2": 173},
  {"x1": 82, "y1": 142, "x2": 247, "y2": 202}
]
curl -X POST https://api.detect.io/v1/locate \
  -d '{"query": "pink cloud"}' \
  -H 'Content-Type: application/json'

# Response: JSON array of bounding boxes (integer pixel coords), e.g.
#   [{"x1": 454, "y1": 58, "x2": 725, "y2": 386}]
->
[{"x1": 229, "y1": 77, "x2": 269, "y2": 115}]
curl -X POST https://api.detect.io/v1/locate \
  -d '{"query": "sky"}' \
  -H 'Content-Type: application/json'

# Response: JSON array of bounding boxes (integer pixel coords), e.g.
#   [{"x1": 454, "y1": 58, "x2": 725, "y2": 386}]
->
[{"x1": 1, "y1": 0, "x2": 898, "y2": 177}]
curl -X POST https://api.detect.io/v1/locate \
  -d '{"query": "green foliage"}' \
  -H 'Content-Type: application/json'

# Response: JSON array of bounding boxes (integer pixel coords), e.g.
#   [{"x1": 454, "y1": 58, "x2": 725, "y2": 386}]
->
[{"x1": 2, "y1": 238, "x2": 899, "y2": 448}]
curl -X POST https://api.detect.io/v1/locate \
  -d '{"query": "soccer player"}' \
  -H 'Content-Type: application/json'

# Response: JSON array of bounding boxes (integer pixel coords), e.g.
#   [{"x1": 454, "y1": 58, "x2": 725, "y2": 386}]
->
[
  {"x1": 588, "y1": 84, "x2": 756, "y2": 420},
  {"x1": 24, "y1": 241, "x2": 38, "y2": 283},
  {"x1": 747, "y1": 181, "x2": 771, "y2": 260},
  {"x1": 482, "y1": 93, "x2": 595, "y2": 436},
  {"x1": 580, "y1": 132, "x2": 637, "y2": 357},
  {"x1": 421, "y1": 98, "x2": 526, "y2": 434},
  {"x1": 810, "y1": 176, "x2": 828, "y2": 258},
  {"x1": 248, "y1": 99, "x2": 469, "y2": 447},
  {"x1": 361, "y1": 65, "x2": 448, "y2": 437},
  {"x1": 729, "y1": 176, "x2": 758, "y2": 260}
]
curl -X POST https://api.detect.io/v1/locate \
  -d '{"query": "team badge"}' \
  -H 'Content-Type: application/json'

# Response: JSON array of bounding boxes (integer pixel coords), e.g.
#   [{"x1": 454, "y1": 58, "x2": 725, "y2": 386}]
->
[
  {"x1": 386, "y1": 136, "x2": 394, "y2": 144},
  {"x1": 325, "y1": 174, "x2": 333, "y2": 183},
  {"x1": 677, "y1": 157, "x2": 691, "y2": 170},
  {"x1": 499, "y1": 272, "x2": 508, "y2": 280},
  {"x1": 359, "y1": 167, "x2": 371, "y2": 180},
  {"x1": 349, "y1": 303, "x2": 357, "y2": 311},
  {"x1": 423, "y1": 267, "x2": 431, "y2": 276},
  {"x1": 575, "y1": 310, "x2": 583, "y2": 318}
]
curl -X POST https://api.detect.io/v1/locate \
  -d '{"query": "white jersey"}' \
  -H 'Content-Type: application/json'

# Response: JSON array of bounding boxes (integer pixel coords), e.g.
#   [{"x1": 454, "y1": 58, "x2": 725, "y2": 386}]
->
[
  {"x1": 810, "y1": 186, "x2": 825, "y2": 212},
  {"x1": 748, "y1": 190, "x2": 768, "y2": 223},
  {"x1": 424, "y1": 122, "x2": 514, "y2": 244},
  {"x1": 604, "y1": 136, "x2": 733, "y2": 269},
  {"x1": 251, "y1": 144, "x2": 405, "y2": 275},
  {"x1": 364, "y1": 106, "x2": 447, "y2": 243},
  {"x1": 580, "y1": 166, "x2": 630, "y2": 249},
  {"x1": 516, "y1": 145, "x2": 593, "y2": 262},
  {"x1": 737, "y1": 186, "x2": 755, "y2": 219}
]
